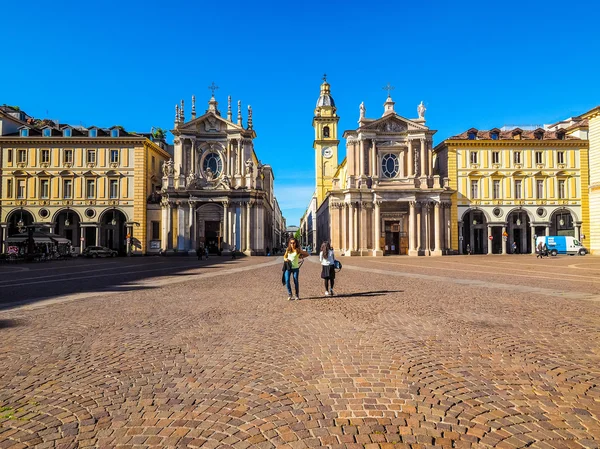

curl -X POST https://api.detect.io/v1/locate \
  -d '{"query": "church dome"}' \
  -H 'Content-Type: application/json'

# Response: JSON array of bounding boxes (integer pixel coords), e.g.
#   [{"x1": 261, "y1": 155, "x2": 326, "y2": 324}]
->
[{"x1": 316, "y1": 80, "x2": 336, "y2": 108}]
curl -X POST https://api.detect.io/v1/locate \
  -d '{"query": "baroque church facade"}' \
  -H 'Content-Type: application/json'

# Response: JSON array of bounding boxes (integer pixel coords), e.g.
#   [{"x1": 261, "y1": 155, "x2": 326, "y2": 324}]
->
[
  {"x1": 311, "y1": 79, "x2": 454, "y2": 256},
  {"x1": 158, "y1": 89, "x2": 281, "y2": 255}
]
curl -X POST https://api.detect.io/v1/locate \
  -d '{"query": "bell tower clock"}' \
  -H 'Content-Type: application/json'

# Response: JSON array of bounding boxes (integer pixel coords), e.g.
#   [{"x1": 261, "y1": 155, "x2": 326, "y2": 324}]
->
[{"x1": 313, "y1": 74, "x2": 340, "y2": 207}]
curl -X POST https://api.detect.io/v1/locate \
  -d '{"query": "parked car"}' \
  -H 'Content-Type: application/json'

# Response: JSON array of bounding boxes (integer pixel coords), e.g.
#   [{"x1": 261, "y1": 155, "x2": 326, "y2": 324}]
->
[{"x1": 82, "y1": 246, "x2": 118, "y2": 258}]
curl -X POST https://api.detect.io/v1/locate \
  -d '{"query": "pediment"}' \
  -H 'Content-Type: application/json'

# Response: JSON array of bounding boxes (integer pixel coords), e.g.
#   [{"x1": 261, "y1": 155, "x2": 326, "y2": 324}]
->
[
  {"x1": 361, "y1": 114, "x2": 428, "y2": 133},
  {"x1": 36, "y1": 170, "x2": 54, "y2": 177},
  {"x1": 179, "y1": 112, "x2": 243, "y2": 134},
  {"x1": 58, "y1": 170, "x2": 76, "y2": 176},
  {"x1": 81, "y1": 170, "x2": 99, "y2": 177},
  {"x1": 105, "y1": 170, "x2": 122, "y2": 177}
]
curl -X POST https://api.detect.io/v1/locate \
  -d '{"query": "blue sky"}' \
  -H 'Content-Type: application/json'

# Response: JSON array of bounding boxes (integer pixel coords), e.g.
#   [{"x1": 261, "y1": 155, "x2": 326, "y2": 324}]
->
[{"x1": 2, "y1": 0, "x2": 599, "y2": 226}]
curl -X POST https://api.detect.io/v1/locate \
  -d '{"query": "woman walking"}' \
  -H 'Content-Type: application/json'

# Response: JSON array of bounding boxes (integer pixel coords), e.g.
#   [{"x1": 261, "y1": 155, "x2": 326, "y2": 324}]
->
[
  {"x1": 283, "y1": 238, "x2": 309, "y2": 300},
  {"x1": 319, "y1": 241, "x2": 336, "y2": 296}
]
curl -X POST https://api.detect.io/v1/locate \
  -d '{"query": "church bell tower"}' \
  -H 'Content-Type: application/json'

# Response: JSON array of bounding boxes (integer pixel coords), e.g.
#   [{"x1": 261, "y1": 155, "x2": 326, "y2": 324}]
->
[{"x1": 313, "y1": 75, "x2": 340, "y2": 207}]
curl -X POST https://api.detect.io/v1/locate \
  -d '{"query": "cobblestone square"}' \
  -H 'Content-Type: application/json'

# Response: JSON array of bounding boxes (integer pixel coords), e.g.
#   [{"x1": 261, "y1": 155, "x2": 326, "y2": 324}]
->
[{"x1": 0, "y1": 255, "x2": 599, "y2": 448}]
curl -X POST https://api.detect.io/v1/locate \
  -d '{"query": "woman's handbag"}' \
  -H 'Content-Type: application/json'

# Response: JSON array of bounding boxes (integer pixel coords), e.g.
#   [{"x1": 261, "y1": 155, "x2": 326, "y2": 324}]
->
[{"x1": 334, "y1": 260, "x2": 342, "y2": 272}]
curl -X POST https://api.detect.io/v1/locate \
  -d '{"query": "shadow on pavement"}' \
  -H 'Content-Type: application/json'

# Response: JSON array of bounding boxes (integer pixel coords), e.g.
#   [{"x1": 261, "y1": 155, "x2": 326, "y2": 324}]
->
[
  {"x1": 0, "y1": 255, "x2": 258, "y2": 310},
  {"x1": 300, "y1": 290, "x2": 404, "y2": 300},
  {"x1": 0, "y1": 319, "x2": 24, "y2": 328}
]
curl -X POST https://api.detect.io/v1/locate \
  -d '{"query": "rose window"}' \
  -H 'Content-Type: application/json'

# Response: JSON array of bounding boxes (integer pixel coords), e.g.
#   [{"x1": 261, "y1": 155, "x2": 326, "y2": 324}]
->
[{"x1": 381, "y1": 153, "x2": 399, "y2": 178}]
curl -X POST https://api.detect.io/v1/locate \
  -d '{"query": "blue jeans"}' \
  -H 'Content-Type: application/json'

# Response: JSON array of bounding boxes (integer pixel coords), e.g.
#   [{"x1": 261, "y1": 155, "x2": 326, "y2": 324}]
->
[{"x1": 284, "y1": 268, "x2": 299, "y2": 296}]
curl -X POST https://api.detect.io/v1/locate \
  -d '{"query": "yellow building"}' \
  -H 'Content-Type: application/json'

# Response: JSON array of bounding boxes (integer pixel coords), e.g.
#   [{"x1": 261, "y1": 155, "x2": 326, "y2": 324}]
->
[
  {"x1": 580, "y1": 106, "x2": 600, "y2": 255},
  {"x1": 435, "y1": 126, "x2": 589, "y2": 254},
  {"x1": 0, "y1": 110, "x2": 171, "y2": 255}
]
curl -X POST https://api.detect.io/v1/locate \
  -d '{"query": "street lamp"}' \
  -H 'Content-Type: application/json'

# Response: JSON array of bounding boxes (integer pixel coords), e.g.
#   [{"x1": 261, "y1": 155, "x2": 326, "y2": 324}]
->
[
  {"x1": 65, "y1": 211, "x2": 71, "y2": 227},
  {"x1": 111, "y1": 210, "x2": 117, "y2": 226},
  {"x1": 17, "y1": 210, "x2": 25, "y2": 233},
  {"x1": 472, "y1": 219, "x2": 477, "y2": 225},
  {"x1": 516, "y1": 218, "x2": 521, "y2": 226}
]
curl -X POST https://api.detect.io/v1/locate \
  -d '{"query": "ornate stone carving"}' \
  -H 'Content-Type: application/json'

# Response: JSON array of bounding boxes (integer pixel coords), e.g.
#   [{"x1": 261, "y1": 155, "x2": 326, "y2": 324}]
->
[
  {"x1": 378, "y1": 120, "x2": 406, "y2": 133},
  {"x1": 245, "y1": 159, "x2": 254, "y2": 175},
  {"x1": 163, "y1": 159, "x2": 174, "y2": 177},
  {"x1": 205, "y1": 116, "x2": 220, "y2": 132}
]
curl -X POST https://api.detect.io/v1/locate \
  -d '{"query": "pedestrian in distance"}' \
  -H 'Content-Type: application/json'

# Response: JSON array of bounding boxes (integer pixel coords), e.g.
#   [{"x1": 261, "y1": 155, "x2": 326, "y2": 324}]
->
[
  {"x1": 205, "y1": 247, "x2": 209, "y2": 259},
  {"x1": 319, "y1": 241, "x2": 336, "y2": 296},
  {"x1": 536, "y1": 241, "x2": 544, "y2": 259},
  {"x1": 197, "y1": 245, "x2": 203, "y2": 260},
  {"x1": 283, "y1": 238, "x2": 309, "y2": 301},
  {"x1": 231, "y1": 245, "x2": 237, "y2": 259},
  {"x1": 466, "y1": 243, "x2": 471, "y2": 255},
  {"x1": 512, "y1": 241, "x2": 518, "y2": 254}
]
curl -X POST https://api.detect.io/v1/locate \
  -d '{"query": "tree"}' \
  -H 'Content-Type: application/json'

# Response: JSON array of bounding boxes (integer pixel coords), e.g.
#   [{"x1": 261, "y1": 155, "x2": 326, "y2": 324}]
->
[
  {"x1": 294, "y1": 229, "x2": 302, "y2": 243},
  {"x1": 152, "y1": 127, "x2": 167, "y2": 140}
]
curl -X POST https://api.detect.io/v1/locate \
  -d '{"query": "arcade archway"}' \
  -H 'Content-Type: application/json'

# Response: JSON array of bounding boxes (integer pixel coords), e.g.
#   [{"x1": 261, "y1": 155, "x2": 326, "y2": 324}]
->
[{"x1": 99, "y1": 209, "x2": 128, "y2": 255}]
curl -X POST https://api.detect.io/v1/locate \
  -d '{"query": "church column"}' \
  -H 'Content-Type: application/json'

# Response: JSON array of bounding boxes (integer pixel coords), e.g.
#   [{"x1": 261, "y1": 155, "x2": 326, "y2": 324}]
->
[
  {"x1": 245, "y1": 201, "x2": 252, "y2": 253},
  {"x1": 408, "y1": 140, "x2": 414, "y2": 178},
  {"x1": 373, "y1": 200, "x2": 381, "y2": 254},
  {"x1": 433, "y1": 202, "x2": 441, "y2": 255},
  {"x1": 428, "y1": 140, "x2": 434, "y2": 177},
  {"x1": 342, "y1": 203, "x2": 348, "y2": 253},
  {"x1": 487, "y1": 225, "x2": 493, "y2": 255},
  {"x1": 502, "y1": 225, "x2": 507, "y2": 254},
  {"x1": 416, "y1": 202, "x2": 422, "y2": 252},
  {"x1": 190, "y1": 138, "x2": 196, "y2": 175},
  {"x1": 348, "y1": 202, "x2": 355, "y2": 253},
  {"x1": 371, "y1": 139, "x2": 377, "y2": 178},
  {"x1": 423, "y1": 202, "x2": 430, "y2": 255},
  {"x1": 238, "y1": 140, "x2": 244, "y2": 176},
  {"x1": 458, "y1": 221, "x2": 464, "y2": 255},
  {"x1": 409, "y1": 201, "x2": 416, "y2": 255},
  {"x1": 354, "y1": 202, "x2": 359, "y2": 252},
  {"x1": 222, "y1": 200, "x2": 229, "y2": 251},
  {"x1": 445, "y1": 203, "x2": 452, "y2": 253},
  {"x1": 161, "y1": 201, "x2": 168, "y2": 250},
  {"x1": 420, "y1": 138, "x2": 427, "y2": 180},
  {"x1": 189, "y1": 201, "x2": 195, "y2": 251},
  {"x1": 347, "y1": 141, "x2": 355, "y2": 186},
  {"x1": 360, "y1": 202, "x2": 367, "y2": 253},
  {"x1": 226, "y1": 141, "x2": 232, "y2": 177},
  {"x1": 359, "y1": 140, "x2": 365, "y2": 177}
]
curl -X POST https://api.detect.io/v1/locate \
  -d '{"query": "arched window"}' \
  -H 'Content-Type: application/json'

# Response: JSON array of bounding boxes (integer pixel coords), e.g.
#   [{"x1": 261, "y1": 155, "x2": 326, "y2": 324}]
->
[
  {"x1": 203, "y1": 152, "x2": 223, "y2": 178},
  {"x1": 323, "y1": 126, "x2": 330, "y2": 138},
  {"x1": 381, "y1": 154, "x2": 399, "y2": 178}
]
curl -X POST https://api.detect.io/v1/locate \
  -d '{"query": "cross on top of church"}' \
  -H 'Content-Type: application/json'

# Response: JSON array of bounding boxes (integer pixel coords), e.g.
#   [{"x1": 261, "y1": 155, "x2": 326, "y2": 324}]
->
[
  {"x1": 322, "y1": 73, "x2": 327, "y2": 82},
  {"x1": 383, "y1": 83, "x2": 395, "y2": 97},
  {"x1": 208, "y1": 82, "x2": 219, "y2": 97}
]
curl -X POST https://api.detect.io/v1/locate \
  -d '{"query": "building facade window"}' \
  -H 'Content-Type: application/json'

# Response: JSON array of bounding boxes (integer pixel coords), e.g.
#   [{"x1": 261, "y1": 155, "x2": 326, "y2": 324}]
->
[
  {"x1": 557, "y1": 151, "x2": 565, "y2": 164},
  {"x1": 493, "y1": 180, "x2": 500, "y2": 199},
  {"x1": 468, "y1": 132, "x2": 476, "y2": 140},
  {"x1": 41, "y1": 149, "x2": 50, "y2": 164},
  {"x1": 470, "y1": 180, "x2": 479, "y2": 199},
  {"x1": 470, "y1": 151, "x2": 478, "y2": 164},
  {"x1": 7, "y1": 179, "x2": 13, "y2": 198},
  {"x1": 151, "y1": 221, "x2": 160, "y2": 239},
  {"x1": 535, "y1": 151, "x2": 543, "y2": 164},
  {"x1": 109, "y1": 179, "x2": 119, "y2": 199},
  {"x1": 492, "y1": 151, "x2": 500, "y2": 164},
  {"x1": 514, "y1": 180, "x2": 522, "y2": 199},
  {"x1": 89, "y1": 129, "x2": 97, "y2": 137},
  {"x1": 40, "y1": 179, "x2": 49, "y2": 199},
  {"x1": 63, "y1": 128, "x2": 72, "y2": 137},
  {"x1": 17, "y1": 180, "x2": 26, "y2": 199},
  {"x1": 86, "y1": 179, "x2": 96, "y2": 199},
  {"x1": 63, "y1": 179, "x2": 73, "y2": 199},
  {"x1": 381, "y1": 153, "x2": 399, "y2": 178},
  {"x1": 64, "y1": 149, "x2": 73, "y2": 164},
  {"x1": 111, "y1": 129, "x2": 119, "y2": 137},
  {"x1": 20, "y1": 129, "x2": 29, "y2": 137},
  {"x1": 110, "y1": 149, "x2": 119, "y2": 164},
  {"x1": 537, "y1": 180, "x2": 544, "y2": 199},
  {"x1": 43, "y1": 128, "x2": 52, "y2": 137},
  {"x1": 323, "y1": 126, "x2": 330, "y2": 138},
  {"x1": 87, "y1": 149, "x2": 96, "y2": 164},
  {"x1": 18, "y1": 150, "x2": 27, "y2": 163},
  {"x1": 7, "y1": 149, "x2": 12, "y2": 163},
  {"x1": 558, "y1": 180, "x2": 566, "y2": 199},
  {"x1": 513, "y1": 151, "x2": 521, "y2": 164},
  {"x1": 203, "y1": 152, "x2": 223, "y2": 178},
  {"x1": 151, "y1": 156, "x2": 155, "y2": 170},
  {"x1": 491, "y1": 132, "x2": 499, "y2": 140}
]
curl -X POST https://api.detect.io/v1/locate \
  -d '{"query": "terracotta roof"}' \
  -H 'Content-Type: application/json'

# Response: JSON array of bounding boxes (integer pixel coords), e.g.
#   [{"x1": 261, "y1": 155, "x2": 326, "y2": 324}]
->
[
  {"x1": 447, "y1": 128, "x2": 581, "y2": 141},
  {"x1": 565, "y1": 119, "x2": 589, "y2": 131}
]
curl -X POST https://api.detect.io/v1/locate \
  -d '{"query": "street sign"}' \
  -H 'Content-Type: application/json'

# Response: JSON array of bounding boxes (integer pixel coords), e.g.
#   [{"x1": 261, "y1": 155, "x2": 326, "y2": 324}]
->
[
  {"x1": 488, "y1": 236, "x2": 493, "y2": 240},
  {"x1": 502, "y1": 231, "x2": 508, "y2": 237}
]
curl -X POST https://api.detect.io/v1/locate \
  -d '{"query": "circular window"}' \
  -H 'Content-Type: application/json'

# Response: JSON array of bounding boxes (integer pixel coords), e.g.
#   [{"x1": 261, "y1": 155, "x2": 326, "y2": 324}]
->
[
  {"x1": 85, "y1": 208, "x2": 96, "y2": 219},
  {"x1": 381, "y1": 154, "x2": 399, "y2": 178},
  {"x1": 202, "y1": 152, "x2": 223, "y2": 179},
  {"x1": 39, "y1": 208, "x2": 50, "y2": 219},
  {"x1": 493, "y1": 207, "x2": 502, "y2": 218},
  {"x1": 536, "y1": 207, "x2": 546, "y2": 218}
]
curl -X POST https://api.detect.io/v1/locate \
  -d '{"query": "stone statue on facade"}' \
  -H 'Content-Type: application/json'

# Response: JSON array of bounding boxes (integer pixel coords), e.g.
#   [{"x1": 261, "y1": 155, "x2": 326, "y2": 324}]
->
[
  {"x1": 418, "y1": 101, "x2": 426, "y2": 119},
  {"x1": 163, "y1": 159, "x2": 174, "y2": 177},
  {"x1": 360, "y1": 102, "x2": 365, "y2": 119},
  {"x1": 245, "y1": 159, "x2": 254, "y2": 175},
  {"x1": 205, "y1": 167, "x2": 215, "y2": 181}
]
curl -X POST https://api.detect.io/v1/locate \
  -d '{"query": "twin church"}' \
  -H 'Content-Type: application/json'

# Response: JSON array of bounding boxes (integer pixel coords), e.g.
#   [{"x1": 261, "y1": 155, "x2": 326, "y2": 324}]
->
[{"x1": 304, "y1": 77, "x2": 453, "y2": 256}]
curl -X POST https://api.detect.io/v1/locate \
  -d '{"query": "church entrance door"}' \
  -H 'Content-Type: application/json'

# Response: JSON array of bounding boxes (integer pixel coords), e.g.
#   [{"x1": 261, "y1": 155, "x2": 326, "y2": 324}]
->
[
  {"x1": 384, "y1": 221, "x2": 400, "y2": 255},
  {"x1": 204, "y1": 221, "x2": 221, "y2": 254}
]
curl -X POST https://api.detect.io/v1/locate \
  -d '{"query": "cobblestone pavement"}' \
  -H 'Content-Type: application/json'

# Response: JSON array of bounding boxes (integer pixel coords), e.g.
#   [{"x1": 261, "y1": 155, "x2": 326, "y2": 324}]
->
[{"x1": 0, "y1": 255, "x2": 599, "y2": 449}]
